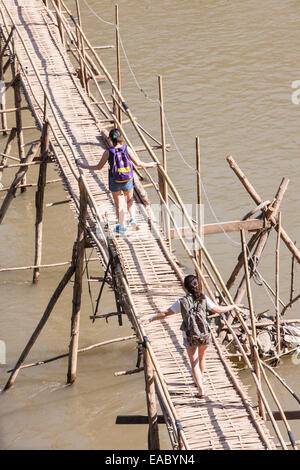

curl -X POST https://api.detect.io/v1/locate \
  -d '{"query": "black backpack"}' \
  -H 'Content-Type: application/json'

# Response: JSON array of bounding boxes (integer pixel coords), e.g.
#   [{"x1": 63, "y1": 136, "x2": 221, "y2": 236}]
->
[{"x1": 180, "y1": 295, "x2": 211, "y2": 346}]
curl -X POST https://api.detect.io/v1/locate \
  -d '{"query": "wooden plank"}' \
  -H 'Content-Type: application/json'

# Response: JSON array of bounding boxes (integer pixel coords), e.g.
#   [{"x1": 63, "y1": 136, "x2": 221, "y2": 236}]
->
[{"x1": 170, "y1": 219, "x2": 271, "y2": 238}]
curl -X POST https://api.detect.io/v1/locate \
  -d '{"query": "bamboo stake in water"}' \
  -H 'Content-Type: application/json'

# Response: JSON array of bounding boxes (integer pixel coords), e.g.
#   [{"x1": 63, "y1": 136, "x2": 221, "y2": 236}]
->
[
  {"x1": 54, "y1": 0, "x2": 65, "y2": 46},
  {"x1": 196, "y1": 136, "x2": 203, "y2": 271},
  {"x1": 290, "y1": 242, "x2": 296, "y2": 311},
  {"x1": 143, "y1": 340, "x2": 160, "y2": 450},
  {"x1": 3, "y1": 245, "x2": 77, "y2": 391},
  {"x1": 0, "y1": 36, "x2": 8, "y2": 136},
  {"x1": 115, "y1": 4, "x2": 121, "y2": 124},
  {"x1": 67, "y1": 177, "x2": 87, "y2": 384},
  {"x1": 241, "y1": 229, "x2": 265, "y2": 420},
  {"x1": 75, "y1": 0, "x2": 88, "y2": 93},
  {"x1": 158, "y1": 75, "x2": 170, "y2": 246},
  {"x1": 275, "y1": 212, "x2": 281, "y2": 355},
  {"x1": 33, "y1": 121, "x2": 50, "y2": 283},
  {"x1": 0, "y1": 127, "x2": 17, "y2": 185}
]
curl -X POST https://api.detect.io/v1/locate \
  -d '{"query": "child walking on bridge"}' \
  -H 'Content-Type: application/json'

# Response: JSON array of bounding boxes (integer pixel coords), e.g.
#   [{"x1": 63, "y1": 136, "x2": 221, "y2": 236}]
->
[
  {"x1": 141, "y1": 275, "x2": 242, "y2": 397},
  {"x1": 78, "y1": 128, "x2": 156, "y2": 232}
]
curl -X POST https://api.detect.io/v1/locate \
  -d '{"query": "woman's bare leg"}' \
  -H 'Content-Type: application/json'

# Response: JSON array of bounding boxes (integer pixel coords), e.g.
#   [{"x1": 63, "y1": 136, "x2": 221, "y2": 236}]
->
[
  {"x1": 111, "y1": 190, "x2": 125, "y2": 227},
  {"x1": 124, "y1": 188, "x2": 135, "y2": 221},
  {"x1": 198, "y1": 345, "x2": 209, "y2": 375},
  {"x1": 186, "y1": 346, "x2": 204, "y2": 396}
]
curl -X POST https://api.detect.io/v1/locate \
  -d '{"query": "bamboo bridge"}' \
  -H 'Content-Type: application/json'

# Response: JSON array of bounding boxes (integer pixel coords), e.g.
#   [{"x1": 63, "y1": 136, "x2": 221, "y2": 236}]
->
[{"x1": 1, "y1": 0, "x2": 299, "y2": 451}]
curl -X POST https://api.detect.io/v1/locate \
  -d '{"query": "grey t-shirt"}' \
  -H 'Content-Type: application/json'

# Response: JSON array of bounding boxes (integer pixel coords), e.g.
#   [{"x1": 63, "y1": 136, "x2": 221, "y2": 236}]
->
[{"x1": 169, "y1": 295, "x2": 216, "y2": 314}]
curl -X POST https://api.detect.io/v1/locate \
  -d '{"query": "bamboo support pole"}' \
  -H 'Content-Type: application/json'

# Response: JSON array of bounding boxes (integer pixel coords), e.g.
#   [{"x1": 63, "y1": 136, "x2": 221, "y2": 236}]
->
[
  {"x1": 0, "y1": 35, "x2": 7, "y2": 136},
  {"x1": 158, "y1": 75, "x2": 170, "y2": 245},
  {"x1": 67, "y1": 177, "x2": 87, "y2": 385},
  {"x1": 253, "y1": 347, "x2": 297, "y2": 450},
  {"x1": 0, "y1": 153, "x2": 19, "y2": 162},
  {"x1": 0, "y1": 258, "x2": 99, "y2": 273},
  {"x1": 0, "y1": 125, "x2": 37, "y2": 133},
  {"x1": 12, "y1": 69, "x2": 26, "y2": 192},
  {"x1": 227, "y1": 155, "x2": 300, "y2": 263},
  {"x1": 0, "y1": 142, "x2": 41, "y2": 224},
  {"x1": 143, "y1": 339, "x2": 160, "y2": 450},
  {"x1": 290, "y1": 243, "x2": 296, "y2": 310},
  {"x1": 0, "y1": 29, "x2": 15, "y2": 136},
  {"x1": 0, "y1": 127, "x2": 17, "y2": 185},
  {"x1": 75, "y1": 0, "x2": 87, "y2": 93},
  {"x1": 115, "y1": 367, "x2": 144, "y2": 377},
  {"x1": 226, "y1": 229, "x2": 262, "y2": 290},
  {"x1": 196, "y1": 136, "x2": 203, "y2": 271},
  {"x1": 241, "y1": 229, "x2": 265, "y2": 420},
  {"x1": 0, "y1": 160, "x2": 53, "y2": 169},
  {"x1": 54, "y1": 0, "x2": 65, "y2": 46},
  {"x1": 275, "y1": 212, "x2": 281, "y2": 355},
  {"x1": 7, "y1": 335, "x2": 136, "y2": 373},
  {"x1": 0, "y1": 106, "x2": 28, "y2": 114},
  {"x1": 33, "y1": 121, "x2": 50, "y2": 283},
  {"x1": 3, "y1": 245, "x2": 76, "y2": 391},
  {"x1": 110, "y1": 253, "x2": 123, "y2": 326},
  {"x1": 262, "y1": 362, "x2": 300, "y2": 406},
  {"x1": 115, "y1": 5, "x2": 121, "y2": 124},
  {"x1": 281, "y1": 294, "x2": 300, "y2": 317},
  {"x1": 0, "y1": 178, "x2": 60, "y2": 192}
]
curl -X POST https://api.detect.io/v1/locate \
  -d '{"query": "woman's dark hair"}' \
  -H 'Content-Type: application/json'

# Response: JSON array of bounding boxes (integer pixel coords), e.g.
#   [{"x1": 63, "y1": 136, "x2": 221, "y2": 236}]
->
[
  {"x1": 184, "y1": 275, "x2": 205, "y2": 302},
  {"x1": 109, "y1": 128, "x2": 123, "y2": 147}
]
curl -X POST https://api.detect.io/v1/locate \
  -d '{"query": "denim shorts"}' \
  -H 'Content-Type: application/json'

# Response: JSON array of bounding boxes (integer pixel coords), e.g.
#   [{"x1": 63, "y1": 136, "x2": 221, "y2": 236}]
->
[{"x1": 109, "y1": 176, "x2": 134, "y2": 193}]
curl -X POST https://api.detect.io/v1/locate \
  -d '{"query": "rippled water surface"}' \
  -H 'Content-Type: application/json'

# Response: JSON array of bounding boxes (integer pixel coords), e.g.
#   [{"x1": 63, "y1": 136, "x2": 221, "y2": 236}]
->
[{"x1": 0, "y1": 0, "x2": 299, "y2": 449}]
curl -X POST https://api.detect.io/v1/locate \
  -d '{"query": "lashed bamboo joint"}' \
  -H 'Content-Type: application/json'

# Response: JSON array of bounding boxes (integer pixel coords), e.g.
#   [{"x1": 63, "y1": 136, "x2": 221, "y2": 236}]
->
[{"x1": 0, "y1": 0, "x2": 298, "y2": 451}]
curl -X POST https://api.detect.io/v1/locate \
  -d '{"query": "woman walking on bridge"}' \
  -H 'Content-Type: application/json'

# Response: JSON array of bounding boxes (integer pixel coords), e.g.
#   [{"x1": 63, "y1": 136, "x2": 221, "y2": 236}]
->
[
  {"x1": 141, "y1": 275, "x2": 242, "y2": 397},
  {"x1": 78, "y1": 128, "x2": 156, "y2": 232}
]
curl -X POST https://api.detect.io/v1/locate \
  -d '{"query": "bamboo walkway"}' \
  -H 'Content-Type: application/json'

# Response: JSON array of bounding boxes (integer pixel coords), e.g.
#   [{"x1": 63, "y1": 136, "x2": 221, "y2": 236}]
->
[{"x1": 0, "y1": 0, "x2": 276, "y2": 450}]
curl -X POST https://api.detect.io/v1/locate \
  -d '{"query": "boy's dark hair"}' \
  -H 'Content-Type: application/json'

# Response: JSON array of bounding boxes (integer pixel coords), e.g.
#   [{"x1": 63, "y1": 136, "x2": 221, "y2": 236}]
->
[{"x1": 184, "y1": 275, "x2": 205, "y2": 302}]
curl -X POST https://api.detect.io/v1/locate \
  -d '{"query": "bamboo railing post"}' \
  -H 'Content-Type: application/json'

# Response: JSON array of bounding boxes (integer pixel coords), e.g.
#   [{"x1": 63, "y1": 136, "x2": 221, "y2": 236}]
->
[
  {"x1": 0, "y1": 142, "x2": 41, "y2": 224},
  {"x1": 75, "y1": 0, "x2": 87, "y2": 93},
  {"x1": 143, "y1": 337, "x2": 160, "y2": 450},
  {"x1": 275, "y1": 212, "x2": 281, "y2": 355},
  {"x1": 115, "y1": 4, "x2": 121, "y2": 124},
  {"x1": 11, "y1": 62, "x2": 26, "y2": 192},
  {"x1": 3, "y1": 245, "x2": 76, "y2": 391},
  {"x1": 0, "y1": 35, "x2": 7, "y2": 136},
  {"x1": 0, "y1": 127, "x2": 17, "y2": 185},
  {"x1": 110, "y1": 253, "x2": 123, "y2": 326},
  {"x1": 67, "y1": 177, "x2": 87, "y2": 384},
  {"x1": 241, "y1": 229, "x2": 265, "y2": 420},
  {"x1": 289, "y1": 242, "x2": 296, "y2": 312},
  {"x1": 54, "y1": 0, "x2": 65, "y2": 46},
  {"x1": 33, "y1": 121, "x2": 50, "y2": 283},
  {"x1": 158, "y1": 75, "x2": 170, "y2": 245},
  {"x1": 195, "y1": 136, "x2": 203, "y2": 271}
]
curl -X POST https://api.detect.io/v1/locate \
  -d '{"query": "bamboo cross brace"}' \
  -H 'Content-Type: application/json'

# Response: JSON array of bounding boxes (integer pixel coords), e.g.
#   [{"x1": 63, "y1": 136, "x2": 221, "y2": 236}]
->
[
  {"x1": 0, "y1": 142, "x2": 41, "y2": 224},
  {"x1": 227, "y1": 155, "x2": 300, "y2": 262}
]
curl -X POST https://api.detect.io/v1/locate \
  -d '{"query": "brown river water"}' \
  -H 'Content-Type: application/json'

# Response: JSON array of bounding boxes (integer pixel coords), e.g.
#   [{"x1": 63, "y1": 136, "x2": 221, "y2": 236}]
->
[{"x1": 0, "y1": 0, "x2": 299, "y2": 450}]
